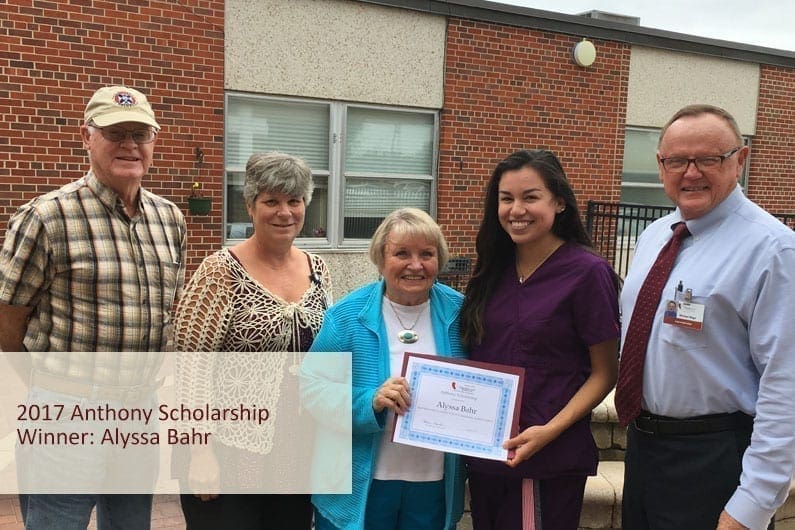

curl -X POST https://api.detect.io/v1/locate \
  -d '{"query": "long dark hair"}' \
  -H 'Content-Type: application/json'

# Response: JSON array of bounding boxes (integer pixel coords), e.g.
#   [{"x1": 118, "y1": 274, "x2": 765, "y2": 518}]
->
[{"x1": 460, "y1": 149, "x2": 605, "y2": 348}]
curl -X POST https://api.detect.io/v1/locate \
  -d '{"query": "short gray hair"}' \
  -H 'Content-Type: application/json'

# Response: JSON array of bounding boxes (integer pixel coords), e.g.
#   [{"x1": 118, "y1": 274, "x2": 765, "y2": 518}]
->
[
  {"x1": 659, "y1": 104, "x2": 743, "y2": 147},
  {"x1": 369, "y1": 208, "x2": 450, "y2": 272},
  {"x1": 243, "y1": 152, "x2": 314, "y2": 206}
]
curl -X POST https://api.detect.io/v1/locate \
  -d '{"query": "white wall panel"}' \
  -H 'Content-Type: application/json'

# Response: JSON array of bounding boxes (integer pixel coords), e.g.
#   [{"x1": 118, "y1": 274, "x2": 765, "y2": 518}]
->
[
  {"x1": 627, "y1": 46, "x2": 759, "y2": 134},
  {"x1": 226, "y1": 0, "x2": 446, "y2": 109}
]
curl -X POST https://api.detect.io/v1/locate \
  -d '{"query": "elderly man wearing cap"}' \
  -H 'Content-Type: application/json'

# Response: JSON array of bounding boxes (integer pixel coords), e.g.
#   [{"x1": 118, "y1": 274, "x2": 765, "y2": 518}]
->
[{"x1": 0, "y1": 86, "x2": 186, "y2": 529}]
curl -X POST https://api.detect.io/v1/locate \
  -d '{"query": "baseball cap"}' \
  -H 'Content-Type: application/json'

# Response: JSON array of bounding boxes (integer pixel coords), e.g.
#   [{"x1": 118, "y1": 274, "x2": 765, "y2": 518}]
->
[{"x1": 84, "y1": 86, "x2": 160, "y2": 129}]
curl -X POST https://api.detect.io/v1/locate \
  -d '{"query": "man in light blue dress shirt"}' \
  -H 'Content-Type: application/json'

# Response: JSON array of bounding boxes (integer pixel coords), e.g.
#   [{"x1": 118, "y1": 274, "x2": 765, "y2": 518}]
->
[{"x1": 620, "y1": 104, "x2": 795, "y2": 530}]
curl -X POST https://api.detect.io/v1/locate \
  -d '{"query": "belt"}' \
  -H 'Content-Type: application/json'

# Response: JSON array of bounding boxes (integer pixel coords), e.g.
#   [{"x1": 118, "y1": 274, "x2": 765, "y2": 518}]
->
[
  {"x1": 31, "y1": 370, "x2": 162, "y2": 404},
  {"x1": 633, "y1": 411, "x2": 753, "y2": 436}
]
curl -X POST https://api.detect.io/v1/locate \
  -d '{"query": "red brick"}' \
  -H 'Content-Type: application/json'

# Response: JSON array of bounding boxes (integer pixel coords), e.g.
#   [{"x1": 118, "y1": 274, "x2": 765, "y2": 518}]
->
[
  {"x1": 747, "y1": 65, "x2": 795, "y2": 213},
  {"x1": 438, "y1": 18, "x2": 630, "y2": 256},
  {"x1": 1, "y1": 3, "x2": 792, "y2": 274},
  {"x1": 0, "y1": 0, "x2": 225, "y2": 279}
]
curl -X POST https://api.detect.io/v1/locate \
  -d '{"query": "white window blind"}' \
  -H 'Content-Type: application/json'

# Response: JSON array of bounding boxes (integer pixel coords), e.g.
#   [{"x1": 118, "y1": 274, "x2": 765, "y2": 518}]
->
[
  {"x1": 224, "y1": 94, "x2": 438, "y2": 247},
  {"x1": 345, "y1": 108, "x2": 433, "y2": 176},
  {"x1": 226, "y1": 97, "x2": 329, "y2": 171}
]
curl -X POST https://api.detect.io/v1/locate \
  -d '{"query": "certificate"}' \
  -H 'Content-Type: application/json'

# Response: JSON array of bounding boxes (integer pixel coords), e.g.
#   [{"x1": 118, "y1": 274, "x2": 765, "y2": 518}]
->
[{"x1": 392, "y1": 353, "x2": 524, "y2": 461}]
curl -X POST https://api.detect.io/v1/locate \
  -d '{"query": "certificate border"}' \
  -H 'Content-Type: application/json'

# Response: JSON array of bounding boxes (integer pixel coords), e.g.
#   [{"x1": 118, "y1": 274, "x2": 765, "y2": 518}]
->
[{"x1": 392, "y1": 352, "x2": 525, "y2": 460}]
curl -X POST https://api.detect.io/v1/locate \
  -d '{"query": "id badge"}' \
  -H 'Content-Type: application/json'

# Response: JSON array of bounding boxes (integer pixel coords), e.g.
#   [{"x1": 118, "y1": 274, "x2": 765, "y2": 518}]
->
[{"x1": 663, "y1": 299, "x2": 705, "y2": 331}]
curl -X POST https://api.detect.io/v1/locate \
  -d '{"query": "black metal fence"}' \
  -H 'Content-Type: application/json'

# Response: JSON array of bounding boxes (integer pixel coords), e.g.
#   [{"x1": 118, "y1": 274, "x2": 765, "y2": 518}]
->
[
  {"x1": 586, "y1": 202, "x2": 675, "y2": 277},
  {"x1": 437, "y1": 256, "x2": 473, "y2": 293},
  {"x1": 586, "y1": 201, "x2": 795, "y2": 277}
]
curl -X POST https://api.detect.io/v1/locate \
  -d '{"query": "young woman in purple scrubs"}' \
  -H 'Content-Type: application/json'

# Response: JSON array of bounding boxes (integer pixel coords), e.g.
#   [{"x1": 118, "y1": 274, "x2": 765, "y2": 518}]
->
[{"x1": 460, "y1": 149, "x2": 620, "y2": 530}]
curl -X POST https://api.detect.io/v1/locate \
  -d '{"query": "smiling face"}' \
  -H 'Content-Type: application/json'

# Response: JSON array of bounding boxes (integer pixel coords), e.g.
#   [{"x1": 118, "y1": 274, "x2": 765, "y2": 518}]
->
[
  {"x1": 379, "y1": 230, "x2": 439, "y2": 306},
  {"x1": 497, "y1": 166, "x2": 564, "y2": 247},
  {"x1": 658, "y1": 113, "x2": 747, "y2": 220},
  {"x1": 81, "y1": 121, "x2": 155, "y2": 193},
  {"x1": 247, "y1": 191, "x2": 305, "y2": 244}
]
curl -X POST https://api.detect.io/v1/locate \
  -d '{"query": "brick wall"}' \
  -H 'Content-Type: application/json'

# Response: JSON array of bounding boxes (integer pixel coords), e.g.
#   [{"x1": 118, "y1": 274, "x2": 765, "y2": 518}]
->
[
  {"x1": 438, "y1": 18, "x2": 630, "y2": 257},
  {"x1": 2, "y1": 3, "x2": 791, "y2": 274},
  {"x1": 0, "y1": 0, "x2": 225, "y2": 271},
  {"x1": 746, "y1": 65, "x2": 795, "y2": 214}
]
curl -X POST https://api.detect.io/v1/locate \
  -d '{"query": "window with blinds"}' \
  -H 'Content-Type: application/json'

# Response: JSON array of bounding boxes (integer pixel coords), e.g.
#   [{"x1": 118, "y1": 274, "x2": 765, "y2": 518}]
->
[
  {"x1": 224, "y1": 93, "x2": 438, "y2": 247},
  {"x1": 343, "y1": 107, "x2": 433, "y2": 239},
  {"x1": 621, "y1": 128, "x2": 670, "y2": 207}
]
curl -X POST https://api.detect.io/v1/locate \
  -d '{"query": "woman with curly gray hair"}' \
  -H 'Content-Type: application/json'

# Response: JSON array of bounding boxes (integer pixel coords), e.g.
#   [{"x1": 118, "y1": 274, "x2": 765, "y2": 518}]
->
[{"x1": 174, "y1": 151, "x2": 331, "y2": 530}]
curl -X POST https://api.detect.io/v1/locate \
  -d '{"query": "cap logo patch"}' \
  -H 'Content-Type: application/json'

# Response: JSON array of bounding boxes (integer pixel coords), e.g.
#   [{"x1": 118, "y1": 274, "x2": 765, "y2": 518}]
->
[{"x1": 114, "y1": 92, "x2": 136, "y2": 107}]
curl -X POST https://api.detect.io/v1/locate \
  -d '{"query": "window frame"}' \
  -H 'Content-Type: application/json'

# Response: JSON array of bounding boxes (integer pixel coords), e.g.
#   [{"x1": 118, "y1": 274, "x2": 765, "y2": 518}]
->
[{"x1": 223, "y1": 92, "x2": 439, "y2": 249}]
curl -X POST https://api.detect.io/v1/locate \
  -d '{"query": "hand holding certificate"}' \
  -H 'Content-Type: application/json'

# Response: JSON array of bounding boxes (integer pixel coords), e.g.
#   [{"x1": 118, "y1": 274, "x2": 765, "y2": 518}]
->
[
  {"x1": 392, "y1": 353, "x2": 524, "y2": 461},
  {"x1": 373, "y1": 377, "x2": 411, "y2": 415}
]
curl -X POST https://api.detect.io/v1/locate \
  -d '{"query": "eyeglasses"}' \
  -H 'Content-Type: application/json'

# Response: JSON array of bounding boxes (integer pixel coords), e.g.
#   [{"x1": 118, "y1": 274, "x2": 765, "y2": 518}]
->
[
  {"x1": 659, "y1": 147, "x2": 741, "y2": 173},
  {"x1": 91, "y1": 125, "x2": 157, "y2": 144}
]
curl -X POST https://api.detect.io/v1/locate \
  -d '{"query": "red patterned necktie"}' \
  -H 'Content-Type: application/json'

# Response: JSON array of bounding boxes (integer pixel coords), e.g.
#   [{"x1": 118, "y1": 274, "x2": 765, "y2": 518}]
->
[{"x1": 615, "y1": 222, "x2": 691, "y2": 426}]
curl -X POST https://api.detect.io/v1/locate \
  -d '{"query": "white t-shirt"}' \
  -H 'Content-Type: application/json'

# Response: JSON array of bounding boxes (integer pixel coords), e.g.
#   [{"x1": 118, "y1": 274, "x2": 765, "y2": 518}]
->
[{"x1": 373, "y1": 297, "x2": 444, "y2": 482}]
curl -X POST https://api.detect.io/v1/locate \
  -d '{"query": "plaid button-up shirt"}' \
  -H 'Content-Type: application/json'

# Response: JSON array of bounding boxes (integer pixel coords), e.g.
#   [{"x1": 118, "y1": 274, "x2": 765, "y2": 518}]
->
[{"x1": 0, "y1": 171, "x2": 186, "y2": 385}]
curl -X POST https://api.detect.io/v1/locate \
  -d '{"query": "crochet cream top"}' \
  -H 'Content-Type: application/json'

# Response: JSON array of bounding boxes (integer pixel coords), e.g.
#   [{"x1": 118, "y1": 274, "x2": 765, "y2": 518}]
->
[{"x1": 173, "y1": 248, "x2": 331, "y2": 454}]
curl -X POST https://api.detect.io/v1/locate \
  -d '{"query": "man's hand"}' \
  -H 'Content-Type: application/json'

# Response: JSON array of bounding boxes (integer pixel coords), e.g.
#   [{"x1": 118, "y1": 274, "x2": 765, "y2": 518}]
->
[
  {"x1": 0, "y1": 304, "x2": 33, "y2": 384},
  {"x1": 717, "y1": 510, "x2": 749, "y2": 530},
  {"x1": 0, "y1": 304, "x2": 32, "y2": 352}
]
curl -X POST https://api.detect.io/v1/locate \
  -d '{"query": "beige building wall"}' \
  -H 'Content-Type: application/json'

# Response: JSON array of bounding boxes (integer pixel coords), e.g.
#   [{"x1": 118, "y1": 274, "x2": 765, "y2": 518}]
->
[
  {"x1": 319, "y1": 252, "x2": 380, "y2": 301},
  {"x1": 626, "y1": 46, "x2": 760, "y2": 134},
  {"x1": 225, "y1": 0, "x2": 446, "y2": 109},
  {"x1": 225, "y1": 0, "x2": 446, "y2": 296}
]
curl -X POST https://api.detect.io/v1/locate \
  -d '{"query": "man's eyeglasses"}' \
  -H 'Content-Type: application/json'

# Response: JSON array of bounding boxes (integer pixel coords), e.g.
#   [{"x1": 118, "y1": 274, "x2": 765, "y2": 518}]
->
[
  {"x1": 90, "y1": 125, "x2": 157, "y2": 144},
  {"x1": 659, "y1": 147, "x2": 741, "y2": 173}
]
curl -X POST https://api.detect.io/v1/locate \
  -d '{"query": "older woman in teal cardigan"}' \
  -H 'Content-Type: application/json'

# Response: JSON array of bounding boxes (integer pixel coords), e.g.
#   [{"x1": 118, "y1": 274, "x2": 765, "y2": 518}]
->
[{"x1": 303, "y1": 208, "x2": 467, "y2": 530}]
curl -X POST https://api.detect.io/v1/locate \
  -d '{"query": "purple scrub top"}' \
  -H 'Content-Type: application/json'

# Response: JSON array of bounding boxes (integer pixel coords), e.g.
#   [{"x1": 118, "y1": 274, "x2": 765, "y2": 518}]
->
[{"x1": 466, "y1": 243, "x2": 620, "y2": 479}]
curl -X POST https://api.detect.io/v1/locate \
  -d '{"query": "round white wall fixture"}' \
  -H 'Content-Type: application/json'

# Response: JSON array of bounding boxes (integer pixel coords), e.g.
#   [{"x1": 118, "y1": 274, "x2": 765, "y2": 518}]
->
[{"x1": 572, "y1": 39, "x2": 597, "y2": 67}]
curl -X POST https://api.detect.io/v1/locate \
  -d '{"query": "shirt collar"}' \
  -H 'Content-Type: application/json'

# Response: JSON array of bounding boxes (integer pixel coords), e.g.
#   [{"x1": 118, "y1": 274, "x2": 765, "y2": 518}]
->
[
  {"x1": 85, "y1": 170, "x2": 143, "y2": 217},
  {"x1": 674, "y1": 184, "x2": 744, "y2": 237}
]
